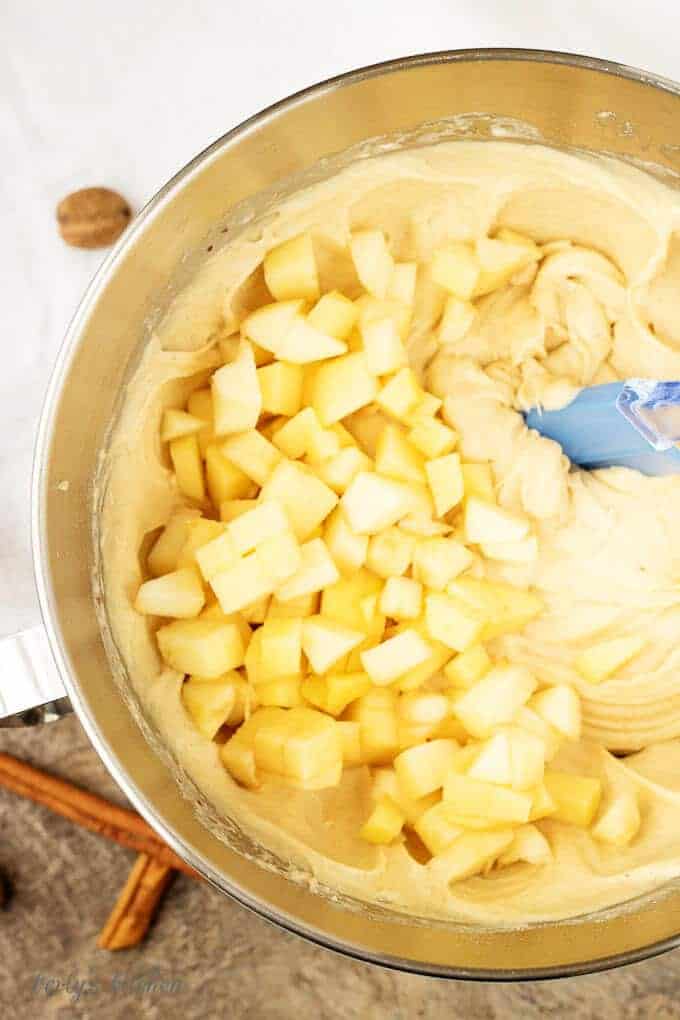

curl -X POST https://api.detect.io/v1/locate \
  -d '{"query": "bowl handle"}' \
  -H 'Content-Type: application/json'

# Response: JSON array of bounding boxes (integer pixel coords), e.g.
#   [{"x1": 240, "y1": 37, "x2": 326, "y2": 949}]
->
[{"x1": 0, "y1": 626, "x2": 71, "y2": 726}]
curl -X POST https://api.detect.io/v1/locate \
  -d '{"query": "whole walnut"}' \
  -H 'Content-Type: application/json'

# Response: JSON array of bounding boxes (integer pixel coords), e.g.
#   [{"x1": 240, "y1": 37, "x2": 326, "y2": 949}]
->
[{"x1": 56, "y1": 187, "x2": 132, "y2": 248}]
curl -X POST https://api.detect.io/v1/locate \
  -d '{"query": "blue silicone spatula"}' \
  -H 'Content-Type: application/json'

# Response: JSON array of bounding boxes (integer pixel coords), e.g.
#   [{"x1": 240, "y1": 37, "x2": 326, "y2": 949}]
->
[{"x1": 524, "y1": 380, "x2": 680, "y2": 475}]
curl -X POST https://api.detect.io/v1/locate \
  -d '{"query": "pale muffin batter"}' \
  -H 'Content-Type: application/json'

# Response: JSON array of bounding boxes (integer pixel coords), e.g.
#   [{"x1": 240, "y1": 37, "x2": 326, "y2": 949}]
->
[{"x1": 100, "y1": 141, "x2": 680, "y2": 924}]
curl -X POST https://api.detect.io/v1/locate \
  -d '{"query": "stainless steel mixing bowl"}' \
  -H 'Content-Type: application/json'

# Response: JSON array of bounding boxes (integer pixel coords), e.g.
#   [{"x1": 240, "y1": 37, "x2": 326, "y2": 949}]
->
[{"x1": 27, "y1": 49, "x2": 680, "y2": 978}]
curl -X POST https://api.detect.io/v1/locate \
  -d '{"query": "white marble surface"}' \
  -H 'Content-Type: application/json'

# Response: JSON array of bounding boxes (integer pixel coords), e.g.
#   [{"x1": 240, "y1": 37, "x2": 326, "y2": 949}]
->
[{"x1": 2, "y1": 0, "x2": 678, "y2": 638}]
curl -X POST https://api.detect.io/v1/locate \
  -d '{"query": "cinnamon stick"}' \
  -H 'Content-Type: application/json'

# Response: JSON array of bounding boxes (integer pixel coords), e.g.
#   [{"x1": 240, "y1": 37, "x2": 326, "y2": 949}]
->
[
  {"x1": 98, "y1": 854, "x2": 174, "y2": 950},
  {"x1": 0, "y1": 752, "x2": 198, "y2": 879}
]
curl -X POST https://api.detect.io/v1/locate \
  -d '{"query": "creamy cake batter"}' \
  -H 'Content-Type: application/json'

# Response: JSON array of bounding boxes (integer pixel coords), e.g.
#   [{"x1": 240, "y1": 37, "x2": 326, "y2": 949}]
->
[{"x1": 100, "y1": 141, "x2": 680, "y2": 924}]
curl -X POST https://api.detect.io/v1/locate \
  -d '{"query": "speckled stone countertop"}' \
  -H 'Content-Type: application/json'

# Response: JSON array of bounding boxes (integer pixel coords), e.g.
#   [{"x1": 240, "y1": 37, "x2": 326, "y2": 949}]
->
[{"x1": 0, "y1": 716, "x2": 679, "y2": 1020}]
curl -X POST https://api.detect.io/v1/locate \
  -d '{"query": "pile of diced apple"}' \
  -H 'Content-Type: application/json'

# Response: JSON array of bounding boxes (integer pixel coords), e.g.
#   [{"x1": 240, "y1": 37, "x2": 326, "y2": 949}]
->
[{"x1": 134, "y1": 227, "x2": 640, "y2": 886}]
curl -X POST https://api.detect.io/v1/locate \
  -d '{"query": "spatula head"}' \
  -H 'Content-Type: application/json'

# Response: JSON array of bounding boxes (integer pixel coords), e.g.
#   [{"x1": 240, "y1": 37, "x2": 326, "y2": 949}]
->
[{"x1": 524, "y1": 381, "x2": 680, "y2": 475}]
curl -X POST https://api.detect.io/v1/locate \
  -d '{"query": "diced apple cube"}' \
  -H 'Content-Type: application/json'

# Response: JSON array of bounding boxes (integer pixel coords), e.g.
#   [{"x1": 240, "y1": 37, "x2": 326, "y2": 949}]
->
[
  {"x1": 187, "y1": 388, "x2": 215, "y2": 457},
  {"x1": 276, "y1": 538, "x2": 339, "y2": 601},
  {"x1": 359, "y1": 317, "x2": 407, "y2": 376},
  {"x1": 529, "y1": 685, "x2": 581, "y2": 741},
  {"x1": 543, "y1": 771, "x2": 602, "y2": 827},
  {"x1": 399, "y1": 514, "x2": 452, "y2": 538},
  {"x1": 260, "y1": 460, "x2": 338, "y2": 541},
  {"x1": 413, "y1": 537, "x2": 472, "y2": 590},
  {"x1": 430, "y1": 829, "x2": 516, "y2": 879},
  {"x1": 147, "y1": 509, "x2": 201, "y2": 576},
  {"x1": 515, "y1": 707, "x2": 562, "y2": 763},
  {"x1": 414, "y1": 802, "x2": 463, "y2": 856},
  {"x1": 425, "y1": 593, "x2": 486, "y2": 653},
  {"x1": 264, "y1": 233, "x2": 320, "y2": 302},
  {"x1": 194, "y1": 529, "x2": 238, "y2": 582},
  {"x1": 320, "y1": 569, "x2": 383, "y2": 633},
  {"x1": 464, "y1": 496, "x2": 529, "y2": 544},
  {"x1": 241, "y1": 299, "x2": 304, "y2": 349},
  {"x1": 220, "y1": 736, "x2": 259, "y2": 788},
  {"x1": 453, "y1": 664, "x2": 537, "y2": 738},
  {"x1": 355, "y1": 294, "x2": 411, "y2": 343},
  {"x1": 481, "y1": 536, "x2": 538, "y2": 564},
  {"x1": 221, "y1": 430, "x2": 281, "y2": 486},
  {"x1": 374, "y1": 425, "x2": 426, "y2": 485},
  {"x1": 225, "y1": 500, "x2": 289, "y2": 555},
  {"x1": 360, "y1": 796, "x2": 405, "y2": 844},
  {"x1": 254, "y1": 531, "x2": 302, "y2": 588},
  {"x1": 447, "y1": 577, "x2": 543, "y2": 639},
  {"x1": 309, "y1": 352, "x2": 377, "y2": 426},
  {"x1": 442, "y1": 773, "x2": 532, "y2": 824},
  {"x1": 308, "y1": 290, "x2": 358, "y2": 339},
  {"x1": 396, "y1": 635, "x2": 452, "y2": 692},
  {"x1": 220, "y1": 499, "x2": 258, "y2": 522},
  {"x1": 211, "y1": 341, "x2": 261, "y2": 436},
  {"x1": 267, "y1": 592, "x2": 318, "y2": 621},
  {"x1": 255, "y1": 706, "x2": 342, "y2": 786},
  {"x1": 529, "y1": 782, "x2": 557, "y2": 821},
  {"x1": 257, "y1": 618, "x2": 303, "y2": 680},
  {"x1": 156, "y1": 617, "x2": 246, "y2": 677},
  {"x1": 461, "y1": 462, "x2": 495, "y2": 502},
  {"x1": 361, "y1": 629, "x2": 433, "y2": 686},
  {"x1": 257, "y1": 361, "x2": 304, "y2": 417},
  {"x1": 256, "y1": 676, "x2": 303, "y2": 708},
  {"x1": 205, "y1": 445, "x2": 254, "y2": 505},
  {"x1": 468, "y1": 726, "x2": 545, "y2": 790},
  {"x1": 379, "y1": 577, "x2": 422, "y2": 620},
  {"x1": 323, "y1": 508, "x2": 368, "y2": 573},
  {"x1": 210, "y1": 553, "x2": 273, "y2": 614},
  {"x1": 337, "y1": 720, "x2": 363, "y2": 766},
  {"x1": 575, "y1": 635, "x2": 647, "y2": 685},
  {"x1": 425, "y1": 453, "x2": 464, "y2": 517},
  {"x1": 592, "y1": 790, "x2": 640, "y2": 846},
  {"x1": 301, "y1": 616, "x2": 364, "y2": 674},
  {"x1": 278, "y1": 316, "x2": 348, "y2": 364},
  {"x1": 438, "y1": 295, "x2": 476, "y2": 344},
  {"x1": 393, "y1": 738, "x2": 459, "y2": 800},
  {"x1": 302, "y1": 672, "x2": 371, "y2": 717},
  {"x1": 497, "y1": 824, "x2": 552, "y2": 867},
  {"x1": 366, "y1": 527, "x2": 415, "y2": 579},
  {"x1": 315, "y1": 447, "x2": 372, "y2": 495},
  {"x1": 135, "y1": 567, "x2": 205, "y2": 618},
  {"x1": 387, "y1": 262, "x2": 417, "y2": 307},
  {"x1": 341, "y1": 472, "x2": 411, "y2": 535},
  {"x1": 444, "y1": 644, "x2": 491, "y2": 688},
  {"x1": 473, "y1": 236, "x2": 537, "y2": 297},
  {"x1": 178, "y1": 519, "x2": 228, "y2": 568},
  {"x1": 161, "y1": 408, "x2": 206, "y2": 443},
  {"x1": 407, "y1": 418, "x2": 457, "y2": 459},
  {"x1": 170, "y1": 434, "x2": 206, "y2": 504},
  {"x1": 350, "y1": 230, "x2": 394, "y2": 299},
  {"x1": 182, "y1": 677, "x2": 241, "y2": 739},
  {"x1": 431, "y1": 242, "x2": 480, "y2": 299},
  {"x1": 406, "y1": 392, "x2": 443, "y2": 426},
  {"x1": 347, "y1": 688, "x2": 399, "y2": 765},
  {"x1": 376, "y1": 367, "x2": 424, "y2": 422},
  {"x1": 271, "y1": 407, "x2": 320, "y2": 459}
]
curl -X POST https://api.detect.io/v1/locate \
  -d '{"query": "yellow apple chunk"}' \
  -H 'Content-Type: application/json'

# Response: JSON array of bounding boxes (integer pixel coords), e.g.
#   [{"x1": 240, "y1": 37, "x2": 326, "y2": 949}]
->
[
  {"x1": 453, "y1": 664, "x2": 537, "y2": 738},
  {"x1": 444, "y1": 644, "x2": 491, "y2": 688},
  {"x1": 424, "y1": 593, "x2": 486, "y2": 653},
  {"x1": 497, "y1": 824, "x2": 552, "y2": 867},
  {"x1": 311, "y1": 352, "x2": 378, "y2": 426},
  {"x1": 161, "y1": 408, "x2": 206, "y2": 443},
  {"x1": 350, "y1": 230, "x2": 394, "y2": 299},
  {"x1": 394, "y1": 738, "x2": 460, "y2": 800},
  {"x1": 156, "y1": 618, "x2": 245, "y2": 677},
  {"x1": 442, "y1": 773, "x2": 533, "y2": 824},
  {"x1": 205, "y1": 444, "x2": 254, "y2": 505},
  {"x1": 341, "y1": 472, "x2": 412, "y2": 534},
  {"x1": 413, "y1": 537, "x2": 472, "y2": 590},
  {"x1": 170, "y1": 434, "x2": 205, "y2": 504},
  {"x1": 461, "y1": 462, "x2": 495, "y2": 502},
  {"x1": 425, "y1": 453, "x2": 464, "y2": 517},
  {"x1": 182, "y1": 678, "x2": 241, "y2": 739},
  {"x1": 575, "y1": 635, "x2": 647, "y2": 685},
  {"x1": 147, "y1": 509, "x2": 201, "y2": 577},
  {"x1": 275, "y1": 538, "x2": 339, "y2": 601},
  {"x1": 592, "y1": 790, "x2": 640, "y2": 847},
  {"x1": 301, "y1": 616, "x2": 364, "y2": 674},
  {"x1": 438, "y1": 295, "x2": 476, "y2": 344},
  {"x1": 260, "y1": 460, "x2": 338, "y2": 541},
  {"x1": 379, "y1": 577, "x2": 422, "y2": 620},
  {"x1": 464, "y1": 496, "x2": 529, "y2": 545},
  {"x1": 221, "y1": 430, "x2": 282, "y2": 486},
  {"x1": 211, "y1": 341, "x2": 262, "y2": 436},
  {"x1": 308, "y1": 290, "x2": 358, "y2": 339},
  {"x1": 543, "y1": 771, "x2": 603, "y2": 827},
  {"x1": 302, "y1": 672, "x2": 372, "y2": 717},
  {"x1": 361, "y1": 629, "x2": 433, "y2": 686},
  {"x1": 263, "y1": 233, "x2": 320, "y2": 302},
  {"x1": 135, "y1": 567, "x2": 206, "y2": 618},
  {"x1": 366, "y1": 527, "x2": 415, "y2": 579},
  {"x1": 529, "y1": 685, "x2": 581, "y2": 741},
  {"x1": 360, "y1": 796, "x2": 405, "y2": 845},
  {"x1": 430, "y1": 243, "x2": 480, "y2": 299}
]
